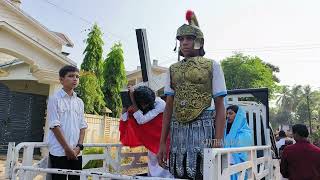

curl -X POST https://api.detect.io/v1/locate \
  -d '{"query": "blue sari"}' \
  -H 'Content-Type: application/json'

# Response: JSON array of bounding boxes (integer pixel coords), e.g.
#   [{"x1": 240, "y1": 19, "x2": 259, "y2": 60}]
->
[{"x1": 224, "y1": 107, "x2": 253, "y2": 180}]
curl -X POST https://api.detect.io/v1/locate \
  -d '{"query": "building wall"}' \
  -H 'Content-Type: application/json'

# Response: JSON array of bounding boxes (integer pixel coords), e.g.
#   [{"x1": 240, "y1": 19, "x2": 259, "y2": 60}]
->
[
  {"x1": 126, "y1": 66, "x2": 168, "y2": 86},
  {"x1": 0, "y1": 52, "x2": 15, "y2": 64},
  {"x1": 0, "y1": 27, "x2": 66, "y2": 72},
  {"x1": 0, "y1": 1, "x2": 74, "y2": 146},
  {"x1": 0, "y1": 79, "x2": 49, "y2": 96},
  {"x1": 0, "y1": 63, "x2": 36, "y2": 80},
  {"x1": 0, "y1": 3, "x2": 62, "y2": 52},
  {"x1": 84, "y1": 114, "x2": 120, "y2": 143}
]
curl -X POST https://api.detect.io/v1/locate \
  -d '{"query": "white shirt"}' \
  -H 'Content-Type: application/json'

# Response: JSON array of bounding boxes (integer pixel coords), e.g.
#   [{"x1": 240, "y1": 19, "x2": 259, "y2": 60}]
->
[
  {"x1": 147, "y1": 151, "x2": 173, "y2": 178},
  {"x1": 47, "y1": 89, "x2": 88, "y2": 156},
  {"x1": 120, "y1": 97, "x2": 171, "y2": 177},
  {"x1": 276, "y1": 137, "x2": 296, "y2": 153},
  {"x1": 121, "y1": 97, "x2": 165, "y2": 124},
  {"x1": 164, "y1": 59, "x2": 227, "y2": 98}
]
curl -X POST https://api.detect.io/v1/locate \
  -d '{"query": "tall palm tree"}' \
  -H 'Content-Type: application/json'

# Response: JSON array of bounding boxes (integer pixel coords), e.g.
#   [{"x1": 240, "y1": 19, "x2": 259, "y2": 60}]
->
[
  {"x1": 276, "y1": 85, "x2": 294, "y2": 127},
  {"x1": 290, "y1": 85, "x2": 303, "y2": 111},
  {"x1": 276, "y1": 85, "x2": 293, "y2": 112},
  {"x1": 288, "y1": 85, "x2": 303, "y2": 124},
  {"x1": 312, "y1": 91, "x2": 320, "y2": 123},
  {"x1": 302, "y1": 85, "x2": 313, "y2": 136}
]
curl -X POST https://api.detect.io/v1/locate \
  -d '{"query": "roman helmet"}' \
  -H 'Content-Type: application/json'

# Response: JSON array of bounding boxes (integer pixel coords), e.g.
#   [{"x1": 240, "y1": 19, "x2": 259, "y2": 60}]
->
[{"x1": 175, "y1": 10, "x2": 205, "y2": 59}]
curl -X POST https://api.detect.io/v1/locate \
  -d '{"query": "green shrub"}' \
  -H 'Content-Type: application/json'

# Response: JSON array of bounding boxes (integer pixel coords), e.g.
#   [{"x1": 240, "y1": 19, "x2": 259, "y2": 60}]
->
[{"x1": 83, "y1": 147, "x2": 104, "y2": 169}]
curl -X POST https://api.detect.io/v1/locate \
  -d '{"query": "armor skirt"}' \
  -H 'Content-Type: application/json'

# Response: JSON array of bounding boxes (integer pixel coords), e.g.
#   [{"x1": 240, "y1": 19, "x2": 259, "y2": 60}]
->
[{"x1": 169, "y1": 110, "x2": 215, "y2": 179}]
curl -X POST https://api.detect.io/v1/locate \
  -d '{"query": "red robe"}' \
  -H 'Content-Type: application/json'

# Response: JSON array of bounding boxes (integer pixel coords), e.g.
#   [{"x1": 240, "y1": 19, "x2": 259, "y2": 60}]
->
[{"x1": 119, "y1": 110, "x2": 169, "y2": 155}]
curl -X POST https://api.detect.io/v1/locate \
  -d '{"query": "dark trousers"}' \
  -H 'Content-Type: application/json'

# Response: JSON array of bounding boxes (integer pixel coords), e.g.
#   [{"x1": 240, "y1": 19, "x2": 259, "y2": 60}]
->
[{"x1": 49, "y1": 153, "x2": 82, "y2": 180}]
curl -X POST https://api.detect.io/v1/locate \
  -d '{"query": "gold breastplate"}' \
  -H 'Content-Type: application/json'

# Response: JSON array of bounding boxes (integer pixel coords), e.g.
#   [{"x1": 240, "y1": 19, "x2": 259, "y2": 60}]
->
[{"x1": 170, "y1": 56, "x2": 213, "y2": 123}]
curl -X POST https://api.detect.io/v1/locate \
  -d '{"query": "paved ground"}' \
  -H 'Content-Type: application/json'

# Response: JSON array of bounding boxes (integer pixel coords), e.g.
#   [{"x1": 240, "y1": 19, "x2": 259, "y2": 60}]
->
[{"x1": 0, "y1": 155, "x2": 7, "y2": 180}]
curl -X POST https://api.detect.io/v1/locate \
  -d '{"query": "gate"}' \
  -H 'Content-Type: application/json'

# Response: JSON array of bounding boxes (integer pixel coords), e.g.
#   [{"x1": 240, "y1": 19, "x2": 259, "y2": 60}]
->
[{"x1": 0, "y1": 83, "x2": 47, "y2": 153}]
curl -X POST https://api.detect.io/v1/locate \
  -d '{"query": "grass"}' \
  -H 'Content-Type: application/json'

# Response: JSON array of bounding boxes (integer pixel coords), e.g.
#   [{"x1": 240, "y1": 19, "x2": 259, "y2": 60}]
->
[{"x1": 82, "y1": 147, "x2": 104, "y2": 169}]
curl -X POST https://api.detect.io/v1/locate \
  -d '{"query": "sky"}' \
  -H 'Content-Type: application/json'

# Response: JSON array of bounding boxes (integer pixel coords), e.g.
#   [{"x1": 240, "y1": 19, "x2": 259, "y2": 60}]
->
[{"x1": 21, "y1": 0, "x2": 320, "y2": 88}]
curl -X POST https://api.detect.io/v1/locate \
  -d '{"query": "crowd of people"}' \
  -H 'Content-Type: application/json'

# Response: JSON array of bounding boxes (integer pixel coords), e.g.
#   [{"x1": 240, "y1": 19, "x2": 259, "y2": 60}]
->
[{"x1": 275, "y1": 125, "x2": 320, "y2": 180}]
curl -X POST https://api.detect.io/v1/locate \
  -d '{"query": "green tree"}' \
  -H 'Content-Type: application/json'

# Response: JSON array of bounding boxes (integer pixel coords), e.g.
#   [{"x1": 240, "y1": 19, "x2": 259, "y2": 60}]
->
[
  {"x1": 102, "y1": 43, "x2": 127, "y2": 117},
  {"x1": 270, "y1": 107, "x2": 281, "y2": 129},
  {"x1": 81, "y1": 23, "x2": 104, "y2": 85},
  {"x1": 275, "y1": 85, "x2": 303, "y2": 125},
  {"x1": 290, "y1": 85, "x2": 303, "y2": 111},
  {"x1": 270, "y1": 107, "x2": 294, "y2": 130},
  {"x1": 296, "y1": 99, "x2": 308, "y2": 124},
  {"x1": 297, "y1": 85, "x2": 315, "y2": 135},
  {"x1": 276, "y1": 85, "x2": 293, "y2": 112},
  {"x1": 221, "y1": 53, "x2": 280, "y2": 96},
  {"x1": 312, "y1": 91, "x2": 320, "y2": 124},
  {"x1": 76, "y1": 71, "x2": 105, "y2": 114},
  {"x1": 78, "y1": 23, "x2": 106, "y2": 114},
  {"x1": 272, "y1": 84, "x2": 320, "y2": 134},
  {"x1": 264, "y1": 62, "x2": 280, "y2": 83}
]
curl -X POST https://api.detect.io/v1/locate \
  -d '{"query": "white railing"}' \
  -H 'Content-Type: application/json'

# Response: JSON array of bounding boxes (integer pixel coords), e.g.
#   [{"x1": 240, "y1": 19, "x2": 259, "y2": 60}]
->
[
  {"x1": 12, "y1": 166, "x2": 178, "y2": 180},
  {"x1": 6, "y1": 142, "x2": 149, "y2": 180},
  {"x1": 203, "y1": 145, "x2": 278, "y2": 180},
  {"x1": 6, "y1": 142, "x2": 281, "y2": 180}
]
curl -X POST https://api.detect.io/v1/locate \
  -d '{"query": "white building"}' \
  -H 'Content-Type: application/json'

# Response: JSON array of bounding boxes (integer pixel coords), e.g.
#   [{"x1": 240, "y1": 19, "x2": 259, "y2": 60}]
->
[{"x1": 0, "y1": 0, "x2": 75, "y2": 152}]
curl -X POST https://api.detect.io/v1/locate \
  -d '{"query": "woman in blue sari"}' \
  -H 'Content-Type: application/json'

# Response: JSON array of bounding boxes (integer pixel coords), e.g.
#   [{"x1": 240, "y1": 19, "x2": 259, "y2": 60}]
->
[{"x1": 224, "y1": 105, "x2": 253, "y2": 180}]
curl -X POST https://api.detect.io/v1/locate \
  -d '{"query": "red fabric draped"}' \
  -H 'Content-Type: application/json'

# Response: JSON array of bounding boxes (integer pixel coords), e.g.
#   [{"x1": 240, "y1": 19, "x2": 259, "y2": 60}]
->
[{"x1": 119, "y1": 111, "x2": 169, "y2": 155}]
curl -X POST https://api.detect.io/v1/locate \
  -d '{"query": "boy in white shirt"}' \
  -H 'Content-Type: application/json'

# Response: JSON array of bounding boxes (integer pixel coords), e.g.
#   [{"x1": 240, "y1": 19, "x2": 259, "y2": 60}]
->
[{"x1": 47, "y1": 65, "x2": 87, "y2": 180}]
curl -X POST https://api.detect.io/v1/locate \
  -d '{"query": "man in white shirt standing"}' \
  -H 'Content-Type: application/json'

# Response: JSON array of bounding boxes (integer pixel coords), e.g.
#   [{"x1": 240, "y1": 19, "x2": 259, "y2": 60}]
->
[
  {"x1": 47, "y1": 65, "x2": 88, "y2": 180},
  {"x1": 276, "y1": 130, "x2": 295, "y2": 155}
]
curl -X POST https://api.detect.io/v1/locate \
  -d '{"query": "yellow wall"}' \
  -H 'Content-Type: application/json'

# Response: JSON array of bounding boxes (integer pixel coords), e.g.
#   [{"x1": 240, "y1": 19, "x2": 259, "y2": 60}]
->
[{"x1": 84, "y1": 114, "x2": 120, "y2": 143}]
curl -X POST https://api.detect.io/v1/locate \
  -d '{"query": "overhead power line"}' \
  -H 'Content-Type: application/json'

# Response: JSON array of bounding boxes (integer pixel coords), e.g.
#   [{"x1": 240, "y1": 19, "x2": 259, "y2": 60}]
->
[{"x1": 40, "y1": 0, "x2": 133, "y2": 41}]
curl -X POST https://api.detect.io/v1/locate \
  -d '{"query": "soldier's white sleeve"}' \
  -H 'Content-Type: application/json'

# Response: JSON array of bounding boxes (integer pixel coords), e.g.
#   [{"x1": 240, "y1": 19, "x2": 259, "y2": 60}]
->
[
  {"x1": 164, "y1": 70, "x2": 175, "y2": 96},
  {"x1": 212, "y1": 60, "x2": 227, "y2": 98}
]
